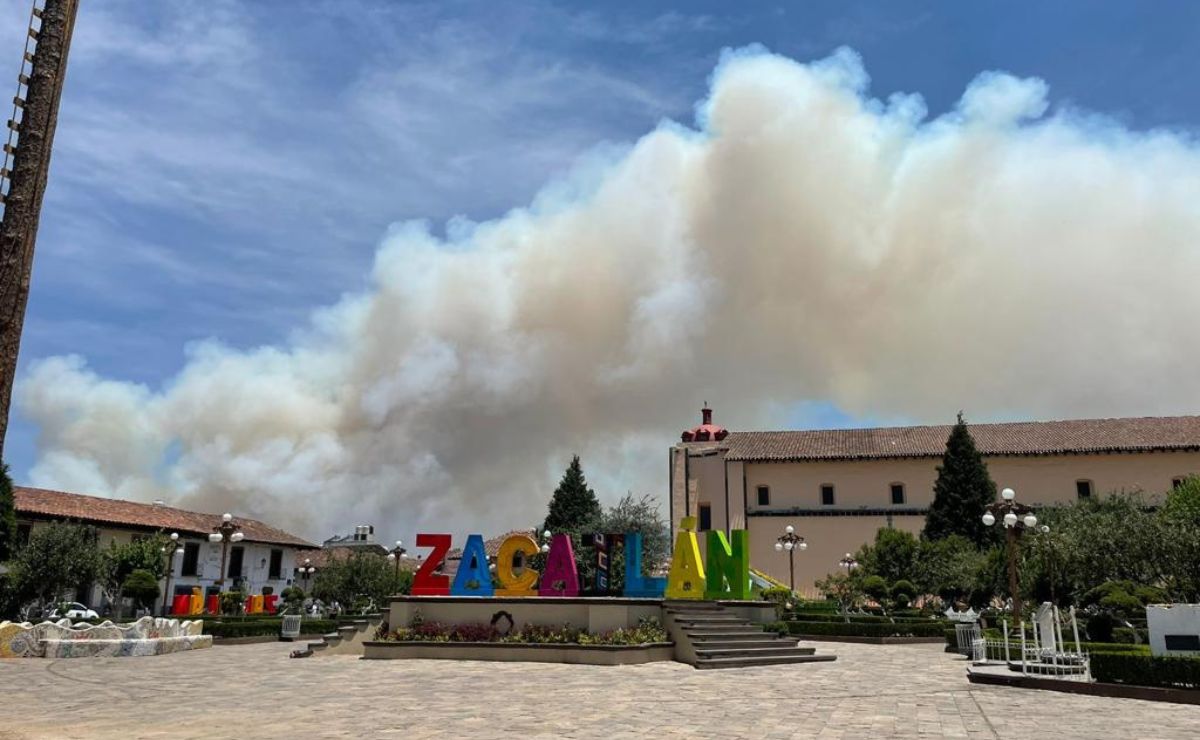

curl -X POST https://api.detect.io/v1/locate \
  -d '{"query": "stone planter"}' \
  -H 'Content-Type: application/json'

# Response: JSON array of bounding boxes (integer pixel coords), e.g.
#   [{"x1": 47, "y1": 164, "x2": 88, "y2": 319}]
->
[{"x1": 361, "y1": 640, "x2": 675, "y2": 665}]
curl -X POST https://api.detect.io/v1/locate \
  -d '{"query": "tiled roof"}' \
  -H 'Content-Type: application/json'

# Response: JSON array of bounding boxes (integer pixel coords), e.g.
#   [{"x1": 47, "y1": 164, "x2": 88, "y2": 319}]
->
[
  {"x1": 14, "y1": 486, "x2": 316, "y2": 548},
  {"x1": 722, "y1": 416, "x2": 1200, "y2": 462},
  {"x1": 446, "y1": 530, "x2": 538, "y2": 562},
  {"x1": 295, "y1": 546, "x2": 421, "y2": 570}
]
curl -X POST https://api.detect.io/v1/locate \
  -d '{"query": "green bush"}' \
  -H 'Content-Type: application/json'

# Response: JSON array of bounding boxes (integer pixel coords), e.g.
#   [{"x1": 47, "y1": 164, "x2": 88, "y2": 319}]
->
[
  {"x1": 760, "y1": 587, "x2": 795, "y2": 618},
  {"x1": 785, "y1": 620, "x2": 946, "y2": 638},
  {"x1": 1086, "y1": 613, "x2": 1115, "y2": 642},
  {"x1": 1091, "y1": 652, "x2": 1200, "y2": 689},
  {"x1": 121, "y1": 569, "x2": 160, "y2": 610},
  {"x1": 203, "y1": 618, "x2": 336, "y2": 638}
]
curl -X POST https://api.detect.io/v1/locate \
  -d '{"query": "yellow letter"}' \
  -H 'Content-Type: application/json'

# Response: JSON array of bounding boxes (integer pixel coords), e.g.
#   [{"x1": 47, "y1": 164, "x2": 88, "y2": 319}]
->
[
  {"x1": 495, "y1": 534, "x2": 539, "y2": 596},
  {"x1": 666, "y1": 517, "x2": 706, "y2": 599}
]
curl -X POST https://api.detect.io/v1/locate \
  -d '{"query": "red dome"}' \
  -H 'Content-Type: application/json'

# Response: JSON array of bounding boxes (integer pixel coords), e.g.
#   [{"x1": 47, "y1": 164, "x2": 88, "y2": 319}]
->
[{"x1": 681, "y1": 405, "x2": 728, "y2": 442}]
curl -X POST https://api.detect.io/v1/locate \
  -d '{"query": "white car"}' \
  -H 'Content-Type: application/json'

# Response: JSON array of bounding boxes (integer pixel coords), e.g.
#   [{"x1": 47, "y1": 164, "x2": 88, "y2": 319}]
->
[{"x1": 49, "y1": 602, "x2": 99, "y2": 621}]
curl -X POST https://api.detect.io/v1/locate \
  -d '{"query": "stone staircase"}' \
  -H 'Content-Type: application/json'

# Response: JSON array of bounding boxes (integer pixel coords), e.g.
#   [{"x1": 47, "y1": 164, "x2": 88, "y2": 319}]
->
[
  {"x1": 305, "y1": 616, "x2": 382, "y2": 657},
  {"x1": 664, "y1": 601, "x2": 837, "y2": 670}
]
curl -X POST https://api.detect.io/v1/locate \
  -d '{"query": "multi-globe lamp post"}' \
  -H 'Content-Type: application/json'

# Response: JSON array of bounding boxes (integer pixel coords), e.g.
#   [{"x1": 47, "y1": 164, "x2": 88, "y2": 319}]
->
[
  {"x1": 159, "y1": 532, "x2": 185, "y2": 615},
  {"x1": 207, "y1": 513, "x2": 244, "y2": 588},
  {"x1": 773, "y1": 525, "x2": 807, "y2": 593},
  {"x1": 838, "y1": 553, "x2": 859, "y2": 573},
  {"x1": 299, "y1": 558, "x2": 316, "y2": 590},
  {"x1": 981, "y1": 487, "x2": 1045, "y2": 620}
]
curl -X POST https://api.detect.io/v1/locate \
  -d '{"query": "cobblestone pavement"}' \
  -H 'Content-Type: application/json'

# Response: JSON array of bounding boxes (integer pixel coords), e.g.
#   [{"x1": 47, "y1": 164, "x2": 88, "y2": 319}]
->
[{"x1": 1, "y1": 640, "x2": 1196, "y2": 739}]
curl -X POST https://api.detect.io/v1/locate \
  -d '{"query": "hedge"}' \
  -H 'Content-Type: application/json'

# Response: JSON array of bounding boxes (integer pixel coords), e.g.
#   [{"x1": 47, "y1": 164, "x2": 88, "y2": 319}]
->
[
  {"x1": 788, "y1": 612, "x2": 940, "y2": 625},
  {"x1": 944, "y1": 629, "x2": 1152, "y2": 656},
  {"x1": 204, "y1": 619, "x2": 337, "y2": 638},
  {"x1": 1091, "y1": 652, "x2": 1200, "y2": 689},
  {"x1": 784, "y1": 620, "x2": 947, "y2": 638}
]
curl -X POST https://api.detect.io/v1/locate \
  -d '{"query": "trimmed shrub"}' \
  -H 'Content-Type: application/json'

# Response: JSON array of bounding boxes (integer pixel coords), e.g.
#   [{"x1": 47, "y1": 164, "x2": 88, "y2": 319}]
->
[
  {"x1": 785, "y1": 620, "x2": 946, "y2": 638},
  {"x1": 204, "y1": 618, "x2": 336, "y2": 638},
  {"x1": 1090, "y1": 652, "x2": 1200, "y2": 689},
  {"x1": 1086, "y1": 613, "x2": 1115, "y2": 643},
  {"x1": 789, "y1": 612, "x2": 937, "y2": 624}
]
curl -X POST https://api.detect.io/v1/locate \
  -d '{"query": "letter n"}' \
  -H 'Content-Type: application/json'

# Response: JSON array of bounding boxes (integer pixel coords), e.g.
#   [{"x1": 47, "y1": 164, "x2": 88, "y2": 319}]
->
[{"x1": 704, "y1": 530, "x2": 750, "y2": 600}]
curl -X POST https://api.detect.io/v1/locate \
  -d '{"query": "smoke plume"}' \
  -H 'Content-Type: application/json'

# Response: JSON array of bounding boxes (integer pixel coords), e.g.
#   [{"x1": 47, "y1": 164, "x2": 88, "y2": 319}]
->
[{"x1": 18, "y1": 47, "x2": 1200, "y2": 542}]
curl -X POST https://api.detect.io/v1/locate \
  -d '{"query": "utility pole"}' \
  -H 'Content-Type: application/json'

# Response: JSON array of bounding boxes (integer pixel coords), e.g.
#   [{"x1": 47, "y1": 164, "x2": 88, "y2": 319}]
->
[{"x1": 0, "y1": 0, "x2": 80, "y2": 460}]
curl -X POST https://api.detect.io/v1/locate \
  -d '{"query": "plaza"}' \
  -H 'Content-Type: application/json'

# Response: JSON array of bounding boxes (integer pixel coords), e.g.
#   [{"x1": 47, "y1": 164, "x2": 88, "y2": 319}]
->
[{"x1": 2, "y1": 640, "x2": 1196, "y2": 739}]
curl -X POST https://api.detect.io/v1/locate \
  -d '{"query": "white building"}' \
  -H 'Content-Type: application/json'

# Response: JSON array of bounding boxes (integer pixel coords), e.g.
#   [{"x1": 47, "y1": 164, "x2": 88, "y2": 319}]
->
[{"x1": 13, "y1": 487, "x2": 316, "y2": 612}]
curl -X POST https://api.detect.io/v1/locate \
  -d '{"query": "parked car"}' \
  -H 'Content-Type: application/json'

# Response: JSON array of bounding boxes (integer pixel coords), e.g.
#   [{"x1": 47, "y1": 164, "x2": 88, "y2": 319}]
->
[{"x1": 48, "y1": 602, "x2": 100, "y2": 621}]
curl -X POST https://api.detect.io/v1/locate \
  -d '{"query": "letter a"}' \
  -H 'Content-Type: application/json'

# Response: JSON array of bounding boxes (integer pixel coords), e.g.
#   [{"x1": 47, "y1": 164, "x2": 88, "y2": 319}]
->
[
  {"x1": 666, "y1": 517, "x2": 706, "y2": 599},
  {"x1": 538, "y1": 533, "x2": 580, "y2": 597},
  {"x1": 704, "y1": 530, "x2": 751, "y2": 600}
]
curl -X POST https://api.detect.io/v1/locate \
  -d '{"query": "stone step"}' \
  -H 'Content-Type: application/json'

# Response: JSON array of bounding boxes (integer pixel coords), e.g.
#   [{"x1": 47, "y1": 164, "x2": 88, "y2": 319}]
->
[
  {"x1": 308, "y1": 641, "x2": 328, "y2": 651},
  {"x1": 337, "y1": 625, "x2": 358, "y2": 635},
  {"x1": 663, "y1": 601, "x2": 724, "y2": 610},
  {"x1": 674, "y1": 618, "x2": 751, "y2": 627},
  {"x1": 690, "y1": 639, "x2": 798, "y2": 650},
  {"x1": 672, "y1": 611, "x2": 744, "y2": 623},
  {"x1": 695, "y1": 654, "x2": 838, "y2": 669},
  {"x1": 669, "y1": 612, "x2": 744, "y2": 621},
  {"x1": 685, "y1": 630, "x2": 774, "y2": 640},
  {"x1": 322, "y1": 633, "x2": 342, "y2": 644},
  {"x1": 695, "y1": 646, "x2": 817, "y2": 658}
]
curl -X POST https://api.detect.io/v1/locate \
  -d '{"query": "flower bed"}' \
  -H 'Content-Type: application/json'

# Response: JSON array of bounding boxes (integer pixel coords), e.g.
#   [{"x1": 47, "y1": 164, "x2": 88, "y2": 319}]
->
[
  {"x1": 365, "y1": 616, "x2": 672, "y2": 664},
  {"x1": 375, "y1": 617, "x2": 668, "y2": 646}
]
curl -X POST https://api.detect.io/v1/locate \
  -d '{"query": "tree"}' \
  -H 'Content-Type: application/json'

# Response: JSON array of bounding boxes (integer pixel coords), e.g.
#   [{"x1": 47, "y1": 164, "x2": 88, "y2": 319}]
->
[
  {"x1": 815, "y1": 571, "x2": 862, "y2": 619},
  {"x1": 859, "y1": 528, "x2": 919, "y2": 585},
  {"x1": 923, "y1": 413, "x2": 997, "y2": 546},
  {"x1": 0, "y1": 463, "x2": 15, "y2": 561},
  {"x1": 914, "y1": 534, "x2": 984, "y2": 605},
  {"x1": 599, "y1": 492, "x2": 670, "y2": 594},
  {"x1": 99, "y1": 534, "x2": 169, "y2": 617},
  {"x1": 312, "y1": 551, "x2": 411, "y2": 612},
  {"x1": 543, "y1": 456, "x2": 602, "y2": 534},
  {"x1": 121, "y1": 569, "x2": 160, "y2": 611},
  {"x1": 9, "y1": 522, "x2": 104, "y2": 609}
]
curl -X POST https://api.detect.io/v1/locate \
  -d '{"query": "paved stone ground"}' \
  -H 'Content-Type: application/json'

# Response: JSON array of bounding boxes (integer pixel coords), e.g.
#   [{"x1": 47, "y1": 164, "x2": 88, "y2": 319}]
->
[{"x1": 1, "y1": 641, "x2": 1196, "y2": 739}]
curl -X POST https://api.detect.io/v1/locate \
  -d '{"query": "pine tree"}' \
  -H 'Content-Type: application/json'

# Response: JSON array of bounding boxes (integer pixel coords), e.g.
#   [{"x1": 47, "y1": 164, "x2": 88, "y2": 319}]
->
[
  {"x1": 923, "y1": 413, "x2": 997, "y2": 547},
  {"x1": 0, "y1": 463, "x2": 16, "y2": 561},
  {"x1": 543, "y1": 456, "x2": 602, "y2": 534}
]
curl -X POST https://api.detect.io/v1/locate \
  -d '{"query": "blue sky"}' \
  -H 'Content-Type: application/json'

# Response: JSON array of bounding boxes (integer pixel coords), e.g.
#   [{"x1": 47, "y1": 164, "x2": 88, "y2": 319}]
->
[{"x1": 3, "y1": 0, "x2": 1200, "y2": 483}]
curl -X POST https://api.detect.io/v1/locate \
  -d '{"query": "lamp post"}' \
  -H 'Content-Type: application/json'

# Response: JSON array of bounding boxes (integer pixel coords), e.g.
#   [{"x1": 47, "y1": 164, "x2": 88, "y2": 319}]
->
[
  {"x1": 838, "y1": 553, "x2": 859, "y2": 574},
  {"x1": 540, "y1": 530, "x2": 552, "y2": 554},
  {"x1": 773, "y1": 525, "x2": 807, "y2": 593},
  {"x1": 386, "y1": 540, "x2": 407, "y2": 578},
  {"x1": 160, "y1": 533, "x2": 185, "y2": 615},
  {"x1": 981, "y1": 487, "x2": 1044, "y2": 619},
  {"x1": 207, "y1": 513, "x2": 244, "y2": 588},
  {"x1": 299, "y1": 558, "x2": 315, "y2": 590}
]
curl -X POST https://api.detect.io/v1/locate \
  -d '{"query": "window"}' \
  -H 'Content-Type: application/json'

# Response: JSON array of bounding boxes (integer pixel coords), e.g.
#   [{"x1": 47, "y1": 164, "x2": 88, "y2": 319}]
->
[
  {"x1": 268, "y1": 549, "x2": 283, "y2": 579},
  {"x1": 698, "y1": 503, "x2": 712, "y2": 532},
  {"x1": 181, "y1": 542, "x2": 200, "y2": 576},
  {"x1": 1076, "y1": 480, "x2": 1093, "y2": 499},
  {"x1": 757, "y1": 485, "x2": 770, "y2": 506},
  {"x1": 821, "y1": 484, "x2": 835, "y2": 506},
  {"x1": 890, "y1": 483, "x2": 905, "y2": 505},
  {"x1": 227, "y1": 546, "x2": 245, "y2": 578}
]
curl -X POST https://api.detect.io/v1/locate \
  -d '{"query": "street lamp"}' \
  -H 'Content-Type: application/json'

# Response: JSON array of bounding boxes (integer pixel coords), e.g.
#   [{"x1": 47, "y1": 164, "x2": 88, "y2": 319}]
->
[
  {"x1": 540, "y1": 530, "x2": 552, "y2": 554},
  {"x1": 299, "y1": 558, "x2": 316, "y2": 590},
  {"x1": 160, "y1": 532, "x2": 185, "y2": 615},
  {"x1": 838, "y1": 553, "x2": 859, "y2": 573},
  {"x1": 386, "y1": 540, "x2": 407, "y2": 578},
  {"x1": 207, "y1": 513, "x2": 244, "y2": 588},
  {"x1": 773, "y1": 525, "x2": 807, "y2": 593},
  {"x1": 981, "y1": 487, "x2": 1046, "y2": 619}
]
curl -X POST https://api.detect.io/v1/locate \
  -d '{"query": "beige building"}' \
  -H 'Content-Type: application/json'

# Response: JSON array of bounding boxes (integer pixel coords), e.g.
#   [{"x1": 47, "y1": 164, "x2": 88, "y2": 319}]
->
[{"x1": 670, "y1": 408, "x2": 1200, "y2": 595}]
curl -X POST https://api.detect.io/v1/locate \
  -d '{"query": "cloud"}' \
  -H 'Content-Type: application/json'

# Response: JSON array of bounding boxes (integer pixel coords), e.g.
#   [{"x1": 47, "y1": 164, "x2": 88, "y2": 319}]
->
[{"x1": 18, "y1": 47, "x2": 1200, "y2": 544}]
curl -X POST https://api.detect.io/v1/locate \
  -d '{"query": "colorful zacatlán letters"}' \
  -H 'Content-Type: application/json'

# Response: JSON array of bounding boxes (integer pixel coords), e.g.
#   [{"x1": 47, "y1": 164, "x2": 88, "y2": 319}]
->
[{"x1": 411, "y1": 519, "x2": 750, "y2": 600}]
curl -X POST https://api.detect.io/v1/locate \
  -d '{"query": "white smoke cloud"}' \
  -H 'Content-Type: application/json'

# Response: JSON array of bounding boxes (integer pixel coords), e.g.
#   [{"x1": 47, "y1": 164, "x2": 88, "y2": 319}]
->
[{"x1": 18, "y1": 47, "x2": 1200, "y2": 542}]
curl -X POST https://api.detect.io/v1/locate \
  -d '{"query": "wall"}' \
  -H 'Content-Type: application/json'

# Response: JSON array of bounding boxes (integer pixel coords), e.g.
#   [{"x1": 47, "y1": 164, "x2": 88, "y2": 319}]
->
[
  {"x1": 388, "y1": 596, "x2": 663, "y2": 635},
  {"x1": 672, "y1": 446, "x2": 1200, "y2": 593}
]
